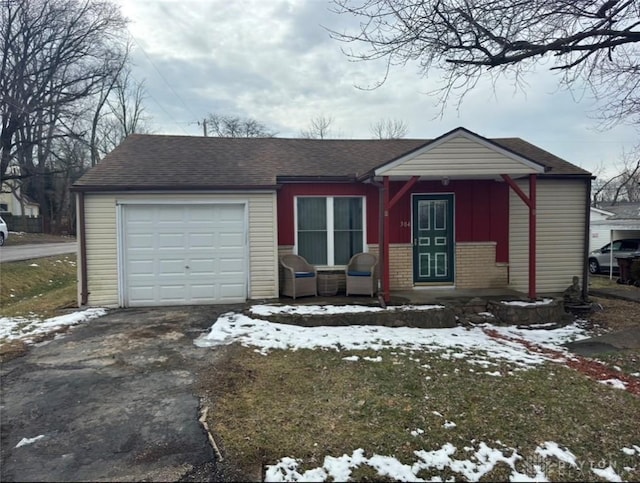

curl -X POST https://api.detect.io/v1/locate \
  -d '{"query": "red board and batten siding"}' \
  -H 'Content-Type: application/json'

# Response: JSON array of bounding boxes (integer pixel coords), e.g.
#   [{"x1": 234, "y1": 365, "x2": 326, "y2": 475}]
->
[
  {"x1": 277, "y1": 183, "x2": 380, "y2": 245},
  {"x1": 277, "y1": 180, "x2": 509, "y2": 262},
  {"x1": 386, "y1": 180, "x2": 510, "y2": 262}
]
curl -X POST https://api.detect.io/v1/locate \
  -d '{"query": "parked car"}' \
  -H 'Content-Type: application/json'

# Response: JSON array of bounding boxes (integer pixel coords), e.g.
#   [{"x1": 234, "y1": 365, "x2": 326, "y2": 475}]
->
[
  {"x1": 0, "y1": 216, "x2": 7, "y2": 246},
  {"x1": 588, "y1": 238, "x2": 640, "y2": 274}
]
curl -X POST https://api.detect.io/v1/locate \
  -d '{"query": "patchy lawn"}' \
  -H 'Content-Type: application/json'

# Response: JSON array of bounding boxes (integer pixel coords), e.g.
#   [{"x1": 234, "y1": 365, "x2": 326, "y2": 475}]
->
[
  {"x1": 592, "y1": 350, "x2": 640, "y2": 377},
  {"x1": 0, "y1": 254, "x2": 104, "y2": 361},
  {"x1": 589, "y1": 274, "x2": 639, "y2": 295},
  {"x1": 590, "y1": 295, "x2": 640, "y2": 332},
  {"x1": 4, "y1": 232, "x2": 76, "y2": 246},
  {"x1": 196, "y1": 304, "x2": 640, "y2": 482},
  {"x1": 0, "y1": 254, "x2": 78, "y2": 318}
]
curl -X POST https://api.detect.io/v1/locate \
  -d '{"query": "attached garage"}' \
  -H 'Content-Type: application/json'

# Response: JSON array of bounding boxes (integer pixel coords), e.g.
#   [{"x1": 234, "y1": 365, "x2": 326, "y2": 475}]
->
[
  {"x1": 75, "y1": 191, "x2": 278, "y2": 308},
  {"x1": 120, "y1": 203, "x2": 247, "y2": 306},
  {"x1": 71, "y1": 135, "x2": 282, "y2": 308}
]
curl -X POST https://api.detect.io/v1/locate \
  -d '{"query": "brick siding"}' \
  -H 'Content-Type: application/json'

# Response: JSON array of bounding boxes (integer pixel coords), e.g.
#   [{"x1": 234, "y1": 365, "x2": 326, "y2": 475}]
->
[
  {"x1": 278, "y1": 242, "x2": 507, "y2": 293},
  {"x1": 455, "y1": 242, "x2": 508, "y2": 288}
]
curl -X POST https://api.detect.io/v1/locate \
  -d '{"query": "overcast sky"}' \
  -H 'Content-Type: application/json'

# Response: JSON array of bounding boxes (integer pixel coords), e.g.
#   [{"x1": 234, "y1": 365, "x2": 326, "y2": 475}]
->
[{"x1": 117, "y1": 0, "x2": 638, "y2": 177}]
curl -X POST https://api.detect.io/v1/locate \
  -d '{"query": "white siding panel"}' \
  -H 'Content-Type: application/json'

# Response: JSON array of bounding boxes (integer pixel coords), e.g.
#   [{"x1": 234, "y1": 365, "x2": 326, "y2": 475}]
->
[
  {"x1": 590, "y1": 227, "x2": 611, "y2": 252},
  {"x1": 384, "y1": 136, "x2": 539, "y2": 177},
  {"x1": 248, "y1": 195, "x2": 279, "y2": 298},
  {"x1": 83, "y1": 192, "x2": 278, "y2": 307},
  {"x1": 84, "y1": 195, "x2": 118, "y2": 306},
  {"x1": 509, "y1": 179, "x2": 588, "y2": 293}
]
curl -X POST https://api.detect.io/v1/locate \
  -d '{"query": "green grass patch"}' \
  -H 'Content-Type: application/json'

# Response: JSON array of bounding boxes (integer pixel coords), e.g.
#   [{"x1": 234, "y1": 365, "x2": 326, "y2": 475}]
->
[
  {"x1": 589, "y1": 275, "x2": 619, "y2": 289},
  {"x1": 201, "y1": 345, "x2": 640, "y2": 481},
  {"x1": 0, "y1": 254, "x2": 78, "y2": 318},
  {"x1": 591, "y1": 350, "x2": 640, "y2": 376},
  {"x1": 4, "y1": 232, "x2": 76, "y2": 246},
  {"x1": 589, "y1": 274, "x2": 638, "y2": 293}
]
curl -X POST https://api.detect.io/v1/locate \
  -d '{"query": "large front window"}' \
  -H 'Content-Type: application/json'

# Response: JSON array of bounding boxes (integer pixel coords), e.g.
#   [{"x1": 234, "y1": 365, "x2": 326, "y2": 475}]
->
[{"x1": 296, "y1": 196, "x2": 364, "y2": 265}]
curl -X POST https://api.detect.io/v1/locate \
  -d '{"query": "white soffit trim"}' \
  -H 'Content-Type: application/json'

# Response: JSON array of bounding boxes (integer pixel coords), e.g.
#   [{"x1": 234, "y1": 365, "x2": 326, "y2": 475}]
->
[
  {"x1": 593, "y1": 221, "x2": 640, "y2": 230},
  {"x1": 374, "y1": 128, "x2": 547, "y2": 176},
  {"x1": 590, "y1": 207, "x2": 615, "y2": 217}
]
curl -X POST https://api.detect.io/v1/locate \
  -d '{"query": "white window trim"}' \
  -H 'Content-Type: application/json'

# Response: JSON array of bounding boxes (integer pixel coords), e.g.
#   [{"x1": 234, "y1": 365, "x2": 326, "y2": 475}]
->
[{"x1": 294, "y1": 195, "x2": 367, "y2": 268}]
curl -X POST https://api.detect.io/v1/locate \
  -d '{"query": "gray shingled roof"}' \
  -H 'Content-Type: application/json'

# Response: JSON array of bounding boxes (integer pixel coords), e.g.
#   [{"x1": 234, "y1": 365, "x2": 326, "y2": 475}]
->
[
  {"x1": 597, "y1": 202, "x2": 640, "y2": 220},
  {"x1": 73, "y1": 131, "x2": 590, "y2": 191}
]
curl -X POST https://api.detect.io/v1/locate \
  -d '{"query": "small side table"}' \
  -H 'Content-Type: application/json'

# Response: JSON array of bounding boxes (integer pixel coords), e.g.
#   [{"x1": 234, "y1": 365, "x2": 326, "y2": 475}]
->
[{"x1": 317, "y1": 272, "x2": 339, "y2": 296}]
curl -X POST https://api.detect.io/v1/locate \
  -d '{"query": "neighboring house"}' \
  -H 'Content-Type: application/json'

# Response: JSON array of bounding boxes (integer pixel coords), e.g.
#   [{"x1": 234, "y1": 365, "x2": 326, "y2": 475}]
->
[
  {"x1": 71, "y1": 127, "x2": 592, "y2": 308},
  {"x1": 589, "y1": 207, "x2": 615, "y2": 251},
  {"x1": 590, "y1": 202, "x2": 640, "y2": 251},
  {"x1": 0, "y1": 191, "x2": 40, "y2": 217},
  {"x1": 0, "y1": 167, "x2": 40, "y2": 217}
]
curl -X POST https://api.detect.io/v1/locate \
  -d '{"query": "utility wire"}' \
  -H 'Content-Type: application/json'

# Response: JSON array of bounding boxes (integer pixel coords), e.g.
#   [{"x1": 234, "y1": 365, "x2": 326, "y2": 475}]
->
[{"x1": 127, "y1": 29, "x2": 199, "y2": 134}]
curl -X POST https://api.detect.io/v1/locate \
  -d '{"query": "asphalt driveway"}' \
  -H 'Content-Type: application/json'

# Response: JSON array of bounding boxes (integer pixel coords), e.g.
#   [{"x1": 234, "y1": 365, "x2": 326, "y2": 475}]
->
[{"x1": 0, "y1": 305, "x2": 239, "y2": 482}]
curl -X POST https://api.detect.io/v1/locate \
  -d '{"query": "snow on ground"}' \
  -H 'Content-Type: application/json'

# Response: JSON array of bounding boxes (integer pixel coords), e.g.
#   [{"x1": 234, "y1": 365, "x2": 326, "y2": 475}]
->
[
  {"x1": 534, "y1": 442, "x2": 577, "y2": 467},
  {"x1": 622, "y1": 446, "x2": 640, "y2": 456},
  {"x1": 0, "y1": 308, "x2": 107, "y2": 343},
  {"x1": 599, "y1": 378, "x2": 628, "y2": 390},
  {"x1": 501, "y1": 298, "x2": 554, "y2": 307},
  {"x1": 591, "y1": 465, "x2": 624, "y2": 482},
  {"x1": 250, "y1": 304, "x2": 444, "y2": 316},
  {"x1": 15, "y1": 435, "x2": 45, "y2": 448},
  {"x1": 197, "y1": 303, "x2": 637, "y2": 482},
  {"x1": 195, "y1": 305, "x2": 589, "y2": 369},
  {"x1": 264, "y1": 440, "x2": 630, "y2": 482}
]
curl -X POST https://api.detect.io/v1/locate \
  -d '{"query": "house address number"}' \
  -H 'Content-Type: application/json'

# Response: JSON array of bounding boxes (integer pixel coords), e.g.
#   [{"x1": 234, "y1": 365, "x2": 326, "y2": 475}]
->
[{"x1": 400, "y1": 221, "x2": 410, "y2": 228}]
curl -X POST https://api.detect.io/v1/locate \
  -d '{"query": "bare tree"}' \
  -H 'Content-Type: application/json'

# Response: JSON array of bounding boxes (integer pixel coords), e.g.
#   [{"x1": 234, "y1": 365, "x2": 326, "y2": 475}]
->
[
  {"x1": 88, "y1": 44, "x2": 131, "y2": 167},
  {"x1": 300, "y1": 115, "x2": 334, "y2": 139},
  {"x1": 1, "y1": 0, "x2": 129, "y2": 232},
  {"x1": 370, "y1": 118, "x2": 409, "y2": 139},
  {"x1": 592, "y1": 149, "x2": 640, "y2": 205},
  {"x1": 99, "y1": 69, "x2": 150, "y2": 150},
  {"x1": 331, "y1": 0, "x2": 640, "y2": 126},
  {"x1": 205, "y1": 114, "x2": 276, "y2": 138},
  {"x1": 48, "y1": 132, "x2": 89, "y2": 233},
  {"x1": 110, "y1": 71, "x2": 148, "y2": 138},
  {"x1": 1, "y1": 0, "x2": 128, "y2": 182}
]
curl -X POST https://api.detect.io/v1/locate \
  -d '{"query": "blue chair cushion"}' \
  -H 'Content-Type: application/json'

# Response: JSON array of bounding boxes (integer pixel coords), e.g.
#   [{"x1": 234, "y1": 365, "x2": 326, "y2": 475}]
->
[
  {"x1": 348, "y1": 271, "x2": 371, "y2": 277},
  {"x1": 295, "y1": 271, "x2": 315, "y2": 278}
]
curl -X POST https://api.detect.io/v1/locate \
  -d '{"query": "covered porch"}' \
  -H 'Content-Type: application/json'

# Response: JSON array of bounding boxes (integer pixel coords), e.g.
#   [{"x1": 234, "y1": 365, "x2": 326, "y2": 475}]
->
[{"x1": 368, "y1": 128, "x2": 545, "y2": 303}]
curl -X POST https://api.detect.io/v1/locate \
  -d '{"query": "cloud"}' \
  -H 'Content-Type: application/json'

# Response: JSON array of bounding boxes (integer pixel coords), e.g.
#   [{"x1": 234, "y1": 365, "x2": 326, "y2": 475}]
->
[{"x1": 117, "y1": 0, "x2": 637, "y2": 175}]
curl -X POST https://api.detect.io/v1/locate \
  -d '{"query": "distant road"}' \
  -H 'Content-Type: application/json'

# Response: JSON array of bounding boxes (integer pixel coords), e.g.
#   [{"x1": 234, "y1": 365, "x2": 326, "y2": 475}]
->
[{"x1": 0, "y1": 242, "x2": 78, "y2": 263}]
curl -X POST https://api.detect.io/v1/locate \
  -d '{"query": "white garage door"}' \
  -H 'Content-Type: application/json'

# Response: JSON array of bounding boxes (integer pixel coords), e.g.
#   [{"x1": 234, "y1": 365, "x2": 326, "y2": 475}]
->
[{"x1": 122, "y1": 203, "x2": 246, "y2": 306}]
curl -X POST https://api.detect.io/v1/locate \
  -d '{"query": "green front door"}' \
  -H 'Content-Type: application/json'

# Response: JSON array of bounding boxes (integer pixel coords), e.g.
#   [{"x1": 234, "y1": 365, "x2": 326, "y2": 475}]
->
[{"x1": 412, "y1": 194, "x2": 454, "y2": 283}]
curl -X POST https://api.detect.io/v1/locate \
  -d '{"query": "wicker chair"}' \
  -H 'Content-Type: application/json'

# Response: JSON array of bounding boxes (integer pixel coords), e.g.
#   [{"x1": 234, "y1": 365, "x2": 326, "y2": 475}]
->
[
  {"x1": 345, "y1": 253, "x2": 378, "y2": 297},
  {"x1": 280, "y1": 254, "x2": 317, "y2": 299}
]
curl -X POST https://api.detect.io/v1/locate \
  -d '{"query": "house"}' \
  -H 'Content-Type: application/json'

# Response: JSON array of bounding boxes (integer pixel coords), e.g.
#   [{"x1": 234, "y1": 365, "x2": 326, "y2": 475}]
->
[
  {"x1": 0, "y1": 190, "x2": 40, "y2": 217},
  {"x1": 590, "y1": 203, "x2": 640, "y2": 251},
  {"x1": 1, "y1": 167, "x2": 40, "y2": 217},
  {"x1": 71, "y1": 127, "x2": 592, "y2": 308},
  {"x1": 589, "y1": 206, "x2": 615, "y2": 251}
]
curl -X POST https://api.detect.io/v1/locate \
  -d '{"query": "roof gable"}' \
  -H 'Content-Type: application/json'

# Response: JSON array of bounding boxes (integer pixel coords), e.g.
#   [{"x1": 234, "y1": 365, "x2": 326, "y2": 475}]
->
[{"x1": 374, "y1": 127, "x2": 545, "y2": 178}]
